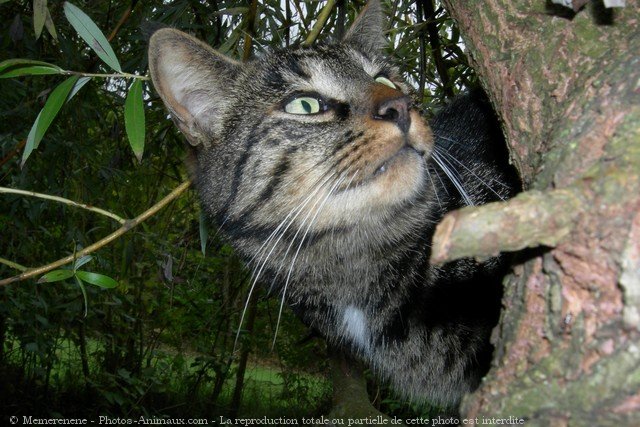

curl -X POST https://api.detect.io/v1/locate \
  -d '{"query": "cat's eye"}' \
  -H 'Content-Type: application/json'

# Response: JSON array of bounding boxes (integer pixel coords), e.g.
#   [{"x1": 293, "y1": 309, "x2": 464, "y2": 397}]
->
[
  {"x1": 375, "y1": 76, "x2": 397, "y2": 89},
  {"x1": 284, "y1": 96, "x2": 323, "y2": 115}
]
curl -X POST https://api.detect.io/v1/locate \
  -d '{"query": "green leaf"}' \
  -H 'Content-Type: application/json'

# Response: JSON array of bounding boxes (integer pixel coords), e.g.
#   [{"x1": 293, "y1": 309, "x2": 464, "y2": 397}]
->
[
  {"x1": 38, "y1": 269, "x2": 74, "y2": 283},
  {"x1": 0, "y1": 59, "x2": 63, "y2": 78},
  {"x1": 44, "y1": 6, "x2": 58, "y2": 41},
  {"x1": 75, "y1": 276, "x2": 88, "y2": 317},
  {"x1": 73, "y1": 255, "x2": 93, "y2": 271},
  {"x1": 63, "y1": 1, "x2": 122, "y2": 72},
  {"x1": 69, "y1": 76, "x2": 91, "y2": 98},
  {"x1": 33, "y1": 0, "x2": 47, "y2": 39},
  {"x1": 216, "y1": 7, "x2": 249, "y2": 16},
  {"x1": 124, "y1": 79, "x2": 145, "y2": 161},
  {"x1": 75, "y1": 271, "x2": 119, "y2": 289},
  {"x1": 21, "y1": 75, "x2": 90, "y2": 166}
]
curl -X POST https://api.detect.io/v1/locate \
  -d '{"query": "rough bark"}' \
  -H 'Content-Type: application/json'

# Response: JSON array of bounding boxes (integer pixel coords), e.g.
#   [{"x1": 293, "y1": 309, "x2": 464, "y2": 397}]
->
[{"x1": 437, "y1": 0, "x2": 640, "y2": 425}]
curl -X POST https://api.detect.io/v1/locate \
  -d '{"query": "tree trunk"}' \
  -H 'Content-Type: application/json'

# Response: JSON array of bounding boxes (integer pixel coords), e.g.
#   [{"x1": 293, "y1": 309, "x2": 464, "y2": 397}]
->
[
  {"x1": 326, "y1": 346, "x2": 398, "y2": 424},
  {"x1": 438, "y1": 0, "x2": 640, "y2": 425}
]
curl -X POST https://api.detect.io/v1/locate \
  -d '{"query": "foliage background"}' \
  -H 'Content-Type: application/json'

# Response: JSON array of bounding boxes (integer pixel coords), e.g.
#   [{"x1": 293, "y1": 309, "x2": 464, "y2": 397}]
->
[{"x1": 0, "y1": 0, "x2": 473, "y2": 419}]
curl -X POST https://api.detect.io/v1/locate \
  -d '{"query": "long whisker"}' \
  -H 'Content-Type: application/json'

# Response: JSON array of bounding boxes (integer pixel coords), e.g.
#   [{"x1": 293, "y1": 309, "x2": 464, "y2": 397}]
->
[
  {"x1": 233, "y1": 171, "x2": 337, "y2": 352},
  {"x1": 246, "y1": 170, "x2": 336, "y2": 271},
  {"x1": 431, "y1": 150, "x2": 474, "y2": 206},
  {"x1": 425, "y1": 168, "x2": 442, "y2": 208},
  {"x1": 434, "y1": 146, "x2": 507, "y2": 200},
  {"x1": 271, "y1": 172, "x2": 351, "y2": 349}
]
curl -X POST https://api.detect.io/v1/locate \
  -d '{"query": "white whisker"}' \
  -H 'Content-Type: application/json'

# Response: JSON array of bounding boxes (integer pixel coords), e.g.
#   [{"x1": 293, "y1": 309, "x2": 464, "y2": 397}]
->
[
  {"x1": 432, "y1": 151, "x2": 474, "y2": 206},
  {"x1": 434, "y1": 146, "x2": 506, "y2": 200},
  {"x1": 271, "y1": 172, "x2": 350, "y2": 349},
  {"x1": 233, "y1": 171, "x2": 337, "y2": 352}
]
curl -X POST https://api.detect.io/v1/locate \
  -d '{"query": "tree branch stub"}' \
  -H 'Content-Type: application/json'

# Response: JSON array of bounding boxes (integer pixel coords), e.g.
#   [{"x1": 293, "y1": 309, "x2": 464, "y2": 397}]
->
[{"x1": 430, "y1": 188, "x2": 584, "y2": 265}]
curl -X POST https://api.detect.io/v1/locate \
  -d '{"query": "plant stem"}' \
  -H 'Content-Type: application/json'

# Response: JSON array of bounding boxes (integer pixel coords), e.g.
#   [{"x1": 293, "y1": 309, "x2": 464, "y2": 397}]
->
[
  {"x1": 0, "y1": 258, "x2": 27, "y2": 272},
  {"x1": 303, "y1": 0, "x2": 337, "y2": 46},
  {"x1": 0, "y1": 180, "x2": 192, "y2": 286},
  {"x1": 0, "y1": 187, "x2": 126, "y2": 224},
  {"x1": 62, "y1": 70, "x2": 149, "y2": 80}
]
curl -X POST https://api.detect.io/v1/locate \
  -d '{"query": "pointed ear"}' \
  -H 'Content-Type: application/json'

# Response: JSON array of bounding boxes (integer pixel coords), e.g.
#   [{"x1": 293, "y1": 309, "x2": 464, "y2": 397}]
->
[
  {"x1": 148, "y1": 28, "x2": 241, "y2": 146},
  {"x1": 343, "y1": 0, "x2": 386, "y2": 55}
]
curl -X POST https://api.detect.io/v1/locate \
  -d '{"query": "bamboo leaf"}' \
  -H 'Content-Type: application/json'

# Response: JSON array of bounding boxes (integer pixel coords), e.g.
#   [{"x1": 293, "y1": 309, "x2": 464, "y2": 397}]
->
[
  {"x1": 21, "y1": 75, "x2": 91, "y2": 166},
  {"x1": 38, "y1": 269, "x2": 74, "y2": 283},
  {"x1": 63, "y1": 1, "x2": 122, "y2": 72},
  {"x1": 215, "y1": 7, "x2": 249, "y2": 16},
  {"x1": 44, "y1": 6, "x2": 58, "y2": 41},
  {"x1": 75, "y1": 276, "x2": 89, "y2": 317},
  {"x1": 69, "y1": 76, "x2": 91, "y2": 98},
  {"x1": 0, "y1": 59, "x2": 63, "y2": 78},
  {"x1": 124, "y1": 79, "x2": 145, "y2": 161},
  {"x1": 73, "y1": 255, "x2": 93, "y2": 271},
  {"x1": 75, "y1": 271, "x2": 119, "y2": 289},
  {"x1": 33, "y1": 0, "x2": 47, "y2": 39}
]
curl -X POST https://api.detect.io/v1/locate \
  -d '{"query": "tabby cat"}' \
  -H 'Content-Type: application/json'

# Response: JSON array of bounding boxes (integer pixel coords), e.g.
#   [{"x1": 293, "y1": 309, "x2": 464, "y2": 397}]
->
[{"x1": 149, "y1": 0, "x2": 516, "y2": 406}]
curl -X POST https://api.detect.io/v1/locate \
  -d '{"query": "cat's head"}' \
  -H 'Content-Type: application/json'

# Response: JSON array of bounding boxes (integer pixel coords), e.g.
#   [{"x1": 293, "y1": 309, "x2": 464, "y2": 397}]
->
[{"x1": 149, "y1": 0, "x2": 433, "y2": 244}]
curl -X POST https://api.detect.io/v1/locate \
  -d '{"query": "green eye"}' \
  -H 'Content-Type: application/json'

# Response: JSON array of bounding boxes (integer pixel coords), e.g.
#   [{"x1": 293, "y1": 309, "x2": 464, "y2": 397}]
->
[
  {"x1": 375, "y1": 76, "x2": 397, "y2": 89},
  {"x1": 284, "y1": 96, "x2": 322, "y2": 114}
]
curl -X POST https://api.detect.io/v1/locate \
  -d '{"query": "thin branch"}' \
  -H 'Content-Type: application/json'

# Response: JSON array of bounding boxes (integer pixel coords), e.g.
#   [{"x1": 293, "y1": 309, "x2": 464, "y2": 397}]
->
[
  {"x1": 243, "y1": 0, "x2": 259, "y2": 61},
  {"x1": 0, "y1": 187, "x2": 126, "y2": 224},
  {"x1": 303, "y1": 0, "x2": 337, "y2": 46},
  {"x1": 106, "y1": 1, "x2": 138, "y2": 42},
  {"x1": 62, "y1": 70, "x2": 149, "y2": 80},
  {"x1": 0, "y1": 257, "x2": 27, "y2": 272},
  {"x1": 0, "y1": 180, "x2": 192, "y2": 287},
  {"x1": 421, "y1": 0, "x2": 454, "y2": 98},
  {"x1": 430, "y1": 188, "x2": 585, "y2": 264}
]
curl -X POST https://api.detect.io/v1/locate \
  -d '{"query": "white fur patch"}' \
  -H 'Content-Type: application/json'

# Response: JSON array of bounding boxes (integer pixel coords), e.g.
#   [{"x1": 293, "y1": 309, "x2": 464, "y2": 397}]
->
[{"x1": 341, "y1": 305, "x2": 370, "y2": 354}]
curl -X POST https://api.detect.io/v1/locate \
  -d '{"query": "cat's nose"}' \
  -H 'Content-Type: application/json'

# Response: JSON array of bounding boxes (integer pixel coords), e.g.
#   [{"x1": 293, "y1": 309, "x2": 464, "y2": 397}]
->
[{"x1": 374, "y1": 95, "x2": 411, "y2": 134}]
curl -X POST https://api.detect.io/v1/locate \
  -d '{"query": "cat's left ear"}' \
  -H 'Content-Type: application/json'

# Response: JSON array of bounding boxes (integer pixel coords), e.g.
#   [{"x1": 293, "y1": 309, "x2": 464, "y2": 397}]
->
[{"x1": 343, "y1": 0, "x2": 386, "y2": 55}]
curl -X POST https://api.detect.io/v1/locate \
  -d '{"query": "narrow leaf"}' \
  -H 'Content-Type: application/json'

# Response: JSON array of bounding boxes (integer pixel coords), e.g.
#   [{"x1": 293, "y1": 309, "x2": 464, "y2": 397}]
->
[
  {"x1": 22, "y1": 76, "x2": 79, "y2": 166},
  {"x1": 33, "y1": 0, "x2": 47, "y2": 39},
  {"x1": 124, "y1": 79, "x2": 145, "y2": 161},
  {"x1": 68, "y1": 76, "x2": 91, "y2": 99},
  {"x1": 75, "y1": 277, "x2": 88, "y2": 317},
  {"x1": 38, "y1": 269, "x2": 74, "y2": 283},
  {"x1": 63, "y1": 1, "x2": 122, "y2": 72},
  {"x1": 75, "y1": 271, "x2": 119, "y2": 289},
  {"x1": 73, "y1": 255, "x2": 93, "y2": 271},
  {"x1": 10, "y1": 14, "x2": 24, "y2": 43},
  {"x1": 0, "y1": 59, "x2": 63, "y2": 78},
  {"x1": 44, "y1": 6, "x2": 58, "y2": 41}
]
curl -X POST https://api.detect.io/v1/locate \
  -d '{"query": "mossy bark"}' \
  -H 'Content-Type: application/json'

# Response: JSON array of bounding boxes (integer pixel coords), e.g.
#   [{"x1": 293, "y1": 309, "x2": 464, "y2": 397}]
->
[{"x1": 437, "y1": 0, "x2": 640, "y2": 425}]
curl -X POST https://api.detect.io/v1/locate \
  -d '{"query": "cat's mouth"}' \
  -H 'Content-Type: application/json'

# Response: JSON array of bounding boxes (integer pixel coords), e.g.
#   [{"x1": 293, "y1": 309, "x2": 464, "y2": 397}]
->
[
  {"x1": 339, "y1": 143, "x2": 426, "y2": 192},
  {"x1": 373, "y1": 144, "x2": 425, "y2": 178}
]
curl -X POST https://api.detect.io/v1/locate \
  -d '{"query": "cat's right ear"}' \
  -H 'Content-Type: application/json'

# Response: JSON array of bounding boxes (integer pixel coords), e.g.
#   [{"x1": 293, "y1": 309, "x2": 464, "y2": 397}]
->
[
  {"x1": 148, "y1": 29, "x2": 241, "y2": 146},
  {"x1": 343, "y1": 0, "x2": 386, "y2": 55}
]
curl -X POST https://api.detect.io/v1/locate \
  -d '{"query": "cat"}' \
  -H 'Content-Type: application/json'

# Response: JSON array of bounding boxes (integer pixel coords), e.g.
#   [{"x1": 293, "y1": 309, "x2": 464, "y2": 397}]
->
[{"x1": 148, "y1": 0, "x2": 517, "y2": 407}]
